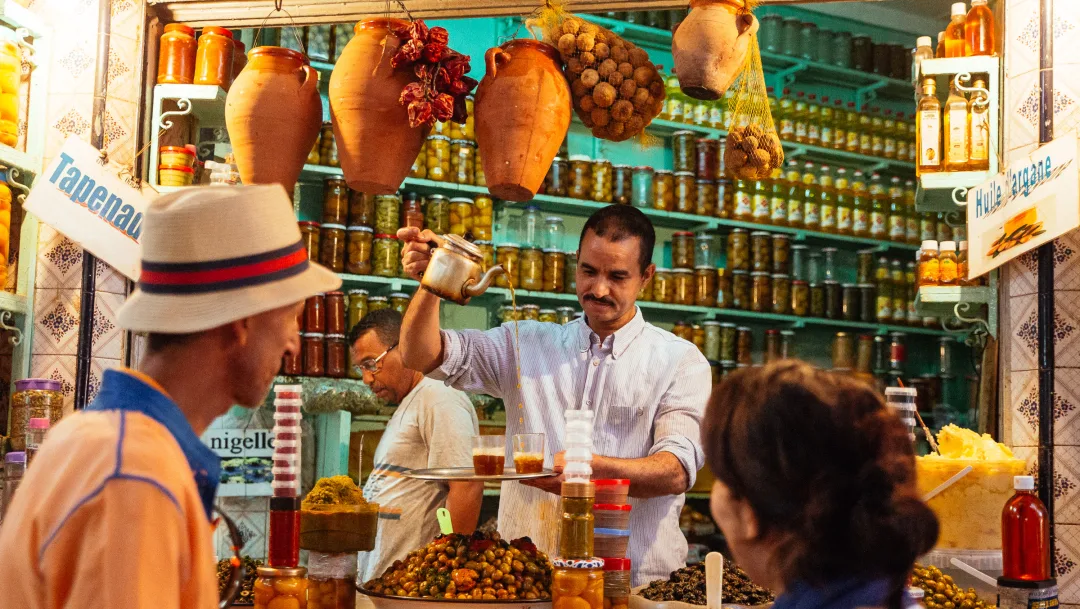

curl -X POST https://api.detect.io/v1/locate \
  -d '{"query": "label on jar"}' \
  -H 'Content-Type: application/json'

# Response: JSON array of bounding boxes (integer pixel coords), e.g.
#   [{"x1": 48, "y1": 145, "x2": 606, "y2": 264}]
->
[
  {"x1": 795, "y1": 121, "x2": 808, "y2": 140},
  {"x1": 752, "y1": 194, "x2": 770, "y2": 221},
  {"x1": 907, "y1": 300, "x2": 920, "y2": 324},
  {"x1": 847, "y1": 130, "x2": 860, "y2": 151},
  {"x1": 888, "y1": 215, "x2": 906, "y2": 240},
  {"x1": 788, "y1": 199, "x2": 804, "y2": 225},
  {"x1": 835, "y1": 128, "x2": 847, "y2": 149},
  {"x1": 735, "y1": 190, "x2": 753, "y2": 217},
  {"x1": 821, "y1": 126, "x2": 834, "y2": 146},
  {"x1": 837, "y1": 206, "x2": 853, "y2": 232},
  {"x1": 870, "y1": 211, "x2": 888, "y2": 238},
  {"x1": 971, "y1": 108, "x2": 990, "y2": 162},
  {"x1": 820, "y1": 204, "x2": 836, "y2": 230},
  {"x1": 884, "y1": 138, "x2": 897, "y2": 158},
  {"x1": 876, "y1": 296, "x2": 892, "y2": 321},
  {"x1": 694, "y1": 103, "x2": 709, "y2": 125},
  {"x1": 906, "y1": 217, "x2": 920, "y2": 242},
  {"x1": 919, "y1": 109, "x2": 941, "y2": 166},
  {"x1": 892, "y1": 298, "x2": 907, "y2": 323},
  {"x1": 853, "y1": 209, "x2": 870, "y2": 233},
  {"x1": 709, "y1": 106, "x2": 724, "y2": 127},
  {"x1": 871, "y1": 135, "x2": 884, "y2": 156},
  {"x1": 780, "y1": 119, "x2": 795, "y2": 139},
  {"x1": 668, "y1": 99, "x2": 683, "y2": 121},
  {"x1": 803, "y1": 202, "x2": 820, "y2": 226},
  {"x1": 808, "y1": 124, "x2": 821, "y2": 143},
  {"x1": 947, "y1": 108, "x2": 968, "y2": 165},
  {"x1": 897, "y1": 139, "x2": 909, "y2": 161},
  {"x1": 771, "y1": 197, "x2": 787, "y2": 223}
]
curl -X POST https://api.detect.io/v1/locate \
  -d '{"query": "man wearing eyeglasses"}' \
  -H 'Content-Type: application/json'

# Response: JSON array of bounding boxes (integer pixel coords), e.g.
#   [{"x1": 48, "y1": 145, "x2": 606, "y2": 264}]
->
[{"x1": 350, "y1": 309, "x2": 484, "y2": 583}]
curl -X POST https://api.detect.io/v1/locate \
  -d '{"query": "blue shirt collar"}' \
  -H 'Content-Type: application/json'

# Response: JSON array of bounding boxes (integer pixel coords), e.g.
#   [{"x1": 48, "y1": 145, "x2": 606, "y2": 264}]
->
[
  {"x1": 87, "y1": 369, "x2": 221, "y2": 519},
  {"x1": 774, "y1": 579, "x2": 901, "y2": 609}
]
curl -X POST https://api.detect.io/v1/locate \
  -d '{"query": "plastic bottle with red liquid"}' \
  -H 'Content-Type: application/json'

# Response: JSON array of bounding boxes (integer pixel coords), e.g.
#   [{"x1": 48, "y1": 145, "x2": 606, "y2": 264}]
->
[{"x1": 1002, "y1": 475, "x2": 1051, "y2": 581}]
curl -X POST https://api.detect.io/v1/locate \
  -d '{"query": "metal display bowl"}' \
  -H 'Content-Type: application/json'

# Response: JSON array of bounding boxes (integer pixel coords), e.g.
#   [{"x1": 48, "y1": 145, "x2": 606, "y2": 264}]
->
[{"x1": 359, "y1": 586, "x2": 553, "y2": 609}]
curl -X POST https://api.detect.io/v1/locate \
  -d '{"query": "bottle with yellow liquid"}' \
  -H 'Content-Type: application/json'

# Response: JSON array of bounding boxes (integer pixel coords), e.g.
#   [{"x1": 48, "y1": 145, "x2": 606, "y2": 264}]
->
[
  {"x1": 944, "y1": 3, "x2": 969, "y2": 58},
  {"x1": 752, "y1": 175, "x2": 771, "y2": 225},
  {"x1": 820, "y1": 96, "x2": 835, "y2": 150},
  {"x1": 895, "y1": 112, "x2": 910, "y2": 162},
  {"x1": 818, "y1": 165, "x2": 837, "y2": 234},
  {"x1": 807, "y1": 94, "x2": 822, "y2": 147},
  {"x1": 770, "y1": 167, "x2": 788, "y2": 227},
  {"x1": 943, "y1": 78, "x2": 969, "y2": 171},
  {"x1": 664, "y1": 72, "x2": 683, "y2": 123},
  {"x1": 851, "y1": 170, "x2": 870, "y2": 238},
  {"x1": 904, "y1": 180, "x2": 920, "y2": 245},
  {"x1": 868, "y1": 173, "x2": 888, "y2": 240},
  {"x1": 966, "y1": 0, "x2": 995, "y2": 56},
  {"x1": 936, "y1": 31, "x2": 946, "y2": 58},
  {"x1": 883, "y1": 110, "x2": 898, "y2": 160},
  {"x1": 916, "y1": 77, "x2": 942, "y2": 175},
  {"x1": 969, "y1": 77, "x2": 991, "y2": 171},
  {"x1": 721, "y1": 87, "x2": 735, "y2": 129},
  {"x1": 785, "y1": 160, "x2": 804, "y2": 229},
  {"x1": 778, "y1": 88, "x2": 795, "y2": 142},
  {"x1": 887, "y1": 176, "x2": 907, "y2": 243},
  {"x1": 802, "y1": 162, "x2": 821, "y2": 232},
  {"x1": 858, "y1": 108, "x2": 873, "y2": 156},
  {"x1": 794, "y1": 92, "x2": 809, "y2": 144},
  {"x1": 869, "y1": 108, "x2": 885, "y2": 158},
  {"x1": 833, "y1": 99, "x2": 847, "y2": 150},
  {"x1": 846, "y1": 102, "x2": 861, "y2": 152},
  {"x1": 835, "y1": 167, "x2": 853, "y2": 236}
]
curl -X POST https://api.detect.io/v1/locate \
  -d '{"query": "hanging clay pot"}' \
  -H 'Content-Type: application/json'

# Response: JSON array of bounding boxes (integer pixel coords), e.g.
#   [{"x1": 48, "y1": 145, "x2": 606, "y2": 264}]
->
[
  {"x1": 330, "y1": 19, "x2": 428, "y2": 195},
  {"x1": 672, "y1": 0, "x2": 759, "y2": 101},
  {"x1": 225, "y1": 46, "x2": 321, "y2": 193},
  {"x1": 475, "y1": 39, "x2": 571, "y2": 202}
]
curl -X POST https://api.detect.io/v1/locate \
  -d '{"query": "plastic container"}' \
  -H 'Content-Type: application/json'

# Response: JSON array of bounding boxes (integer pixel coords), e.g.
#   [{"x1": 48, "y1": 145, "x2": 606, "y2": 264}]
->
[
  {"x1": 1, "y1": 451, "x2": 24, "y2": 518},
  {"x1": 594, "y1": 504, "x2": 631, "y2": 530},
  {"x1": 603, "y1": 558, "x2": 631, "y2": 609},
  {"x1": 158, "y1": 164, "x2": 195, "y2": 187},
  {"x1": 160, "y1": 146, "x2": 195, "y2": 168},
  {"x1": 916, "y1": 456, "x2": 1026, "y2": 549},
  {"x1": 24, "y1": 417, "x2": 49, "y2": 466},
  {"x1": 593, "y1": 528, "x2": 630, "y2": 558}
]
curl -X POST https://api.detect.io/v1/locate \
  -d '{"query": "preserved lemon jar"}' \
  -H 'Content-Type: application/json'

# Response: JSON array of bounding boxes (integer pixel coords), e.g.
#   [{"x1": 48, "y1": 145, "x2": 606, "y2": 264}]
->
[
  {"x1": 653, "y1": 268, "x2": 673, "y2": 303},
  {"x1": 299, "y1": 221, "x2": 320, "y2": 261},
  {"x1": 569, "y1": 155, "x2": 593, "y2": 199},
  {"x1": 374, "y1": 194, "x2": 401, "y2": 236},
  {"x1": 319, "y1": 224, "x2": 346, "y2": 273},
  {"x1": 426, "y1": 135, "x2": 452, "y2": 182},
  {"x1": 613, "y1": 164, "x2": 633, "y2": 205},
  {"x1": 473, "y1": 195, "x2": 494, "y2": 240},
  {"x1": 552, "y1": 560, "x2": 605, "y2": 609},
  {"x1": 674, "y1": 172, "x2": 696, "y2": 214},
  {"x1": 373, "y1": 235, "x2": 401, "y2": 278},
  {"x1": 672, "y1": 232, "x2": 695, "y2": 269},
  {"x1": 653, "y1": 170, "x2": 675, "y2": 211},
  {"x1": 695, "y1": 266, "x2": 718, "y2": 307},
  {"x1": 496, "y1": 244, "x2": 521, "y2": 288},
  {"x1": 547, "y1": 157, "x2": 569, "y2": 197},
  {"x1": 638, "y1": 272, "x2": 654, "y2": 301},
  {"x1": 349, "y1": 191, "x2": 374, "y2": 228},
  {"x1": 254, "y1": 566, "x2": 308, "y2": 609},
  {"x1": 727, "y1": 229, "x2": 750, "y2": 271},
  {"x1": 476, "y1": 240, "x2": 496, "y2": 271},
  {"x1": 448, "y1": 96, "x2": 476, "y2": 140},
  {"x1": 450, "y1": 139, "x2": 476, "y2": 185},
  {"x1": 592, "y1": 159, "x2": 614, "y2": 203},
  {"x1": 544, "y1": 249, "x2": 567, "y2": 293},
  {"x1": 449, "y1": 197, "x2": 474, "y2": 237},
  {"x1": 425, "y1": 195, "x2": 451, "y2": 235},
  {"x1": 520, "y1": 247, "x2": 544, "y2": 290},
  {"x1": 157, "y1": 24, "x2": 197, "y2": 84},
  {"x1": 522, "y1": 304, "x2": 541, "y2": 321},
  {"x1": 565, "y1": 252, "x2": 578, "y2": 293},
  {"x1": 673, "y1": 269, "x2": 694, "y2": 305},
  {"x1": 409, "y1": 140, "x2": 427, "y2": 179},
  {"x1": 696, "y1": 179, "x2": 718, "y2": 217},
  {"x1": 346, "y1": 226, "x2": 374, "y2": 275},
  {"x1": 474, "y1": 148, "x2": 487, "y2": 187},
  {"x1": 751, "y1": 272, "x2": 772, "y2": 313},
  {"x1": 750, "y1": 231, "x2": 771, "y2": 272}
]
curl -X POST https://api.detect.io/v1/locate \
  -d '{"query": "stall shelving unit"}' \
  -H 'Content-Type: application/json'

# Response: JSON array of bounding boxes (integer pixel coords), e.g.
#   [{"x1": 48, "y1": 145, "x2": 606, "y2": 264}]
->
[
  {"x1": 146, "y1": 84, "x2": 227, "y2": 194},
  {"x1": 915, "y1": 282, "x2": 998, "y2": 338}
]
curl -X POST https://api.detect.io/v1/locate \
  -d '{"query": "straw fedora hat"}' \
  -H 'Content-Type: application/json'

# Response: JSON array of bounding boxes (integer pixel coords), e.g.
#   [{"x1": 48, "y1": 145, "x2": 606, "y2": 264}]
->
[{"x1": 117, "y1": 185, "x2": 342, "y2": 334}]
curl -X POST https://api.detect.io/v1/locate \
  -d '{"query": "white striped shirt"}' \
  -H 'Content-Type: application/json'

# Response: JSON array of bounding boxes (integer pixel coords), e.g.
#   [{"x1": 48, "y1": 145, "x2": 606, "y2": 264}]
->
[{"x1": 431, "y1": 309, "x2": 710, "y2": 585}]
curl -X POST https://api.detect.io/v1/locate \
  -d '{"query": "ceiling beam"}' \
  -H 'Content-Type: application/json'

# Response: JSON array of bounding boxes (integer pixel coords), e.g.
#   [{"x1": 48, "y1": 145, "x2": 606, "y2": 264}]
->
[{"x1": 149, "y1": 0, "x2": 879, "y2": 28}]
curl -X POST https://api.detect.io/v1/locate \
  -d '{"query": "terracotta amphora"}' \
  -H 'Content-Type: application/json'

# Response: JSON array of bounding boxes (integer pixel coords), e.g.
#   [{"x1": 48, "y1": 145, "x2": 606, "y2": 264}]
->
[
  {"x1": 225, "y1": 46, "x2": 321, "y2": 193},
  {"x1": 672, "y1": 0, "x2": 759, "y2": 100},
  {"x1": 330, "y1": 19, "x2": 428, "y2": 195},
  {"x1": 475, "y1": 39, "x2": 571, "y2": 202}
]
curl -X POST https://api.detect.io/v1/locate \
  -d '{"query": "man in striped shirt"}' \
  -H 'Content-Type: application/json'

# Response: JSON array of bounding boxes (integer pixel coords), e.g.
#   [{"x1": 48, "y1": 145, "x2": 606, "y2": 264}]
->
[{"x1": 397, "y1": 205, "x2": 710, "y2": 585}]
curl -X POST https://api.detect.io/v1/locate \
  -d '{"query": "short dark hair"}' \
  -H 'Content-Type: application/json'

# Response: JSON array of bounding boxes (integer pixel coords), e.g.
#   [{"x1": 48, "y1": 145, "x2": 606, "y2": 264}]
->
[
  {"x1": 579, "y1": 205, "x2": 655, "y2": 273},
  {"x1": 347, "y1": 308, "x2": 402, "y2": 349},
  {"x1": 702, "y1": 361, "x2": 937, "y2": 608},
  {"x1": 146, "y1": 332, "x2": 200, "y2": 353}
]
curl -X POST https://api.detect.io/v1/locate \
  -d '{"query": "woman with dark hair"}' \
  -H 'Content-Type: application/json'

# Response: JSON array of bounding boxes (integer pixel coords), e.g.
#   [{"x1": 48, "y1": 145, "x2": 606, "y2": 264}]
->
[{"x1": 702, "y1": 360, "x2": 939, "y2": 609}]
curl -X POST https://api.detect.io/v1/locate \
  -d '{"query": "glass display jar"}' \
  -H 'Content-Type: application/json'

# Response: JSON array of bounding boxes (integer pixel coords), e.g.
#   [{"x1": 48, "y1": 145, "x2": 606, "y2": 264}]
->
[
  {"x1": 791, "y1": 280, "x2": 809, "y2": 316},
  {"x1": 349, "y1": 191, "x2": 374, "y2": 228},
  {"x1": 798, "y1": 21, "x2": 818, "y2": 60},
  {"x1": 425, "y1": 195, "x2": 451, "y2": 235},
  {"x1": 557, "y1": 307, "x2": 575, "y2": 325},
  {"x1": 653, "y1": 170, "x2": 675, "y2": 211},
  {"x1": 653, "y1": 268, "x2": 673, "y2": 303},
  {"x1": 472, "y1": 196, "x2": 494, "y2": 241},
  {"x1": 547, "y1": 157, "x2": 569, "y2": 197},
  {"x1": 727, "y1": 229, "x2": 750, "y2": 271},
  {"x1": 695, "y1": 266, "x2": 718, "y2": 307},
  {"x1": 772, "y1": 273, "x2": 791, "y2": 314},
  {"x1": 451, "y1": 139, "x2": 476, "y2": 185},
  {"x1": 750, "y1": 231, "x2": 771, "y2": 272},
  {"x1": 732, "y1": 270, "x2": 750, "y2": 310},
  {"x1": 373, "y1": 235, "x2": 401, "y2": 278},
  {"x1": 9, "y1": 380, "x2": 63, "y2": 451},
  {"x1": 673, "y1": 131, "x2": 697, "y2": 173},
  {"x1": 496, "y1": 244, "x2": 521, "y2": 288},
  {"x1": 319, "y1": 124, "x2": 339, "y2": 167},
  {"x1": 426, "y1": 135, "x2": 452, "y2": 182},
  {"x1": 347, "y1": 289, "x2": 368, "y2": 331},
  {"x1": 696, "y1": 138, "x2": 720, "y2": 180},
  {"x1": 613, "y1": 164, "x2": 633, "y2": 205},
  {"x1": 305, "y1": 294, "x2": 326, "y2": 333},
  {"x1": 193, "y1": 26, "x2": 234, "y2": 89},
  {"x1": 322, "y1": 177, "x2": 349, "y2": 225},
  {"x1": 449, "y1": 197, "x2": 475, "y2": 237},
  {"x1": 544, "y1": 250, "x2": 567, "y2": 293},
  {"x1": 157, "y1": 24, "x2": 197, "y2": 84},
  {"x1": 303, "y1": 333, "x2": 326, "y2": 377},
  {"x1": 732, "y1": 180, "x2": 753, "y2": 221},
  {"x1": 520, "y1": 247, "x2": 544, "y2": 291},
  {"x1": 674, "y1": 172, "x2": 696, "y2": 214},
  {"x1": 401, "y1": 192, "x2": 424, "y2": 229},
  {"x1": 346, "y1": 226, "x2": 374, "y2": 275},
  {"x1": 781, "y1": 18, "x2": 801, "y2": 56},
  {"x1": 326, "y1": 334, "x2": 347, "y2": 378},
  {"x1": 736, "y1": 326, "x2": 753, "y2": 365},
  {"x1": 553, "y1": 561, "x2": 605, "y2": 609},
  {"x1": 300, "y1": 221, "x2": 320, "y2": 261},
  {"x1": 696, "y1": 179, "x2": 718, "y2": 217},
  {"x1": 368, "y1": 296, "x2": 390, "y2": 312},
  {"x1": 702, "y1": 321, "x2": 722, "y2": 361},
  {"x1": 566, "y1": 252, "x2": 577, "y2": 293},
  {"x1": 672, "y1": 232, "x2": 695, "y2": 269},
  {"x1": 319, "y1": 224, "x2": 347, "y2": 273},
  {"x1": 694, "y1": 233, "x2": 715, "y2": 268},
  {"x1": 673, "y1": 321, "x2": 693, "y2": 341},
  {"x1": 522, "y1": 304, "x2": 541, "y2": 321},
  {"x1": 592, "y1": 160, "x2": 614, "y2": 203},
  {"x1": 832, "y1": 31, "x2": 853, "y2": 68},
  {"x1": 473, "y1": 240, "x2": 496, "y2": 272},
  {"x1": 824, "y1": 280, "x2": 842, "y2": 319},
  {"x1": 538, "y1": 309, "x2": 557, "y2": 323},
  {"x1": 545, "y1": 216, "x2": 566, "y2": 252},
  {"x1": 719, "y1": 323, "x2": 738, "y2": 361},
  {"x1": 751, "y1": 271, "x2": 772, "y2": 313},
  {"x1": 569, "y1": 156, "x2": 593, "y2": 200},
  {"x1": 638, "y1": 272, "x2": 654, "y2": 301},
  {"x1": 632, "y1": 166, "x2": 654, "y2": 209},
  {"x1": 717, "y1": 268, "x2": 732, "y2": 308},
  {"x1": 673, "y1": 269, "x2": 694, "y2": 305},
  {"x1": 771, "y1": 234, "x2": 791, "y2": 274},
  {"x1": 716, "y1": 179, "x2": 733, "y2": 219},
  {"x1": 374, "y1": 194, "x2": 401, "y2": 236},
  {"x1": 409, "y1": 140, "x2": 427, "y2": 179}
]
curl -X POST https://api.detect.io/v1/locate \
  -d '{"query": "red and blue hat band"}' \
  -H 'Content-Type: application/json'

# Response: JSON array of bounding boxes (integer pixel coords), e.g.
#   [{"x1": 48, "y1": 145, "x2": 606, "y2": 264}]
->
[{"x1": 138, "y1": 240, "x2": 310, "y2": 294}]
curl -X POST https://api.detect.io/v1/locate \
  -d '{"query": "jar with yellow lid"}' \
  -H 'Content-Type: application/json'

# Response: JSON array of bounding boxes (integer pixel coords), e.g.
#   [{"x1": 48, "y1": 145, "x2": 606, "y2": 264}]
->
[
  {"x1": 652, "y1": 268, "x2": 673, "y2": 303},
  {"x1": 254, "y1": 565, "x2": 308, "y2": 609},
  {"x1": 450, "y1": 139, "x2": 476, "y2": 185},
  {"x1": 449, "y1": 197, "x2": 474, "y2": 237},
  {"x1": 426, "y1": 135, "x2": 452, "y2": 182},
  {"x1": 496, "y1": 244, "x2": 521, "y2": 288}
]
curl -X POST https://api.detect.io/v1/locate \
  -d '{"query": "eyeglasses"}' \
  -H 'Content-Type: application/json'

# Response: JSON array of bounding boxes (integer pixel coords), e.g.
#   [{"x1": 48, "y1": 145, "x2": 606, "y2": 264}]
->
[{"x1": 354, "y1": 344, "x2": 397, "y2": 375}]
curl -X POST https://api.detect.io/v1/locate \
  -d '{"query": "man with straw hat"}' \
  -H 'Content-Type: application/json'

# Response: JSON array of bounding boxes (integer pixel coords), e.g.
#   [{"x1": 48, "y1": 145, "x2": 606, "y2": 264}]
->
[{"x1": 0, "y1": 185, "x2": 341, "y2": 609}]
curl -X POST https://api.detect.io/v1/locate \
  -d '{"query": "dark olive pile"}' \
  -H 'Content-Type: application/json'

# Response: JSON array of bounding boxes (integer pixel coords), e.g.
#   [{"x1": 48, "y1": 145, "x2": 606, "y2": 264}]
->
[
  {"x1": 639, "y1": 563, "x2": 774, "y2": 606},
  {"x1": 911, "y1": 565, "x2": 996, "y2": 609},
  {"x1": 364, "y1": 531, "x2": 553, "y2": 601},
  {"x1": 216, "y1": 555, "x2": 263, "y2": 604}
]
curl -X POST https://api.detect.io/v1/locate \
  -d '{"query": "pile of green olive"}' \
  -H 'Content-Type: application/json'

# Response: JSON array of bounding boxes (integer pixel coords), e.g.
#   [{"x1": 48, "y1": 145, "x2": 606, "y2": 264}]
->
[
  {"x1": 364, "y1": 532, "x2": 554, "y2": 601},
  {"x1": 911, "y1": 565, "x2": 996, "y2": 609}
]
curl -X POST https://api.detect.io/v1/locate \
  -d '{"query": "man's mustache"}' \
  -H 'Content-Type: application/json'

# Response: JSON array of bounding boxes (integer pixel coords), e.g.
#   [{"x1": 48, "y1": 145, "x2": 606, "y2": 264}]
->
[{"x1": 585, "y1": 294, "x2": 614, "y2": 306}]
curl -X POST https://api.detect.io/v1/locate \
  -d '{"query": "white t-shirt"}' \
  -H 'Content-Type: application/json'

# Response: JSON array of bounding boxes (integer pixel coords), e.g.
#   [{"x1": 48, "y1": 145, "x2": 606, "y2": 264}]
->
[{"x1": 357, "y1": 377, "x2": 479, "y2": 583}]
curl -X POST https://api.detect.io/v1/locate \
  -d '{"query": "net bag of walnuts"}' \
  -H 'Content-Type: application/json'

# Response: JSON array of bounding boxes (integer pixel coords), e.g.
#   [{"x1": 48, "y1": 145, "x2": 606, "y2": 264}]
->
[
  {"x1": 724, "y1": 4, "x2": 783, "y2": 180},
  {"x1": 533, "y1": 8, "x2": 666, "y2": 142}
]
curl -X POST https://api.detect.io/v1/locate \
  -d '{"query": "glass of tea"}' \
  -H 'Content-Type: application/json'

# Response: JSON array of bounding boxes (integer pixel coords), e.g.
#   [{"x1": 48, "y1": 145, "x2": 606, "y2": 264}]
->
[
  {"x1": 512, "y1": 433, "x2": 545, "y2": 474},
  {"x1": 472, "y1": 435, "x2": 506, "y2": 476}
]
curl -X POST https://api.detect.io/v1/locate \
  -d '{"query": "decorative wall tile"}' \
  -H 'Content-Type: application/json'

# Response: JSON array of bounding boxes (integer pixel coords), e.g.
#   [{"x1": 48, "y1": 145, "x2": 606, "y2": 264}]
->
[
  {"x1": 216, "y1": 496, "x2": 270, "y2": 560},
  {"x1": 35, "y1": 225, "x2": 83, "y2": 289},
  {"x1": 28, "y1": 354, "x2": 77, "y2": 416},
  {"x1": 1006, "y1": 69, "x2": 1040, "y2": 153},
  {"x1": 1013, "y1": 446, "x2": 1039, "y2": 477},
  {"x1": 53, "y1": 107, "x2": 91, "y2": 140},
  {"x1": 103, "y1": 100, "x2": 136, "y2": 166},
  {"x1": 1059, "y1": 369, "x2": 1080, "y2": 446},
  {"x1": 32, "y1": 288, "x2": 80, "y2": 357},
  {"x1": 1006, "y1": 0, "x2": 1039, "y2": 77},
  {"x1": 1010, "y1": 294, "x2": 1039, "y2": 372},
  {"x1": 95, "y1": 259, "x2": 127, "y2": 295},
  {"x1": 1058, "y1": 524, "x2": 1080, "y2": 603},
  {"x1": 1059, "y1": 294, "x2": 1080, "y2": 367},
  {"x1": 89, "y1": 357, "x2": 121, "y2": 404},
  {"x1": 1057, "y1": 231, "x2": 1080, "y2": 289},
  {"x1": 1006, "y1": 370, "x2": 1040, "y2": 448},
  {"x1": 1008, "y1": 251, "x2": 1039, "y2": 297},
  {"x1": 91, "y1": 292, "x2": 123, "y2": 360}
]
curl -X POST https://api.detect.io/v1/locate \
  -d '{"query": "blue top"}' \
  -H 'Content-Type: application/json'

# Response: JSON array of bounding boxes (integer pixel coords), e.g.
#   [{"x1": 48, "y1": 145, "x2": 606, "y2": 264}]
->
[
  {"x1": 87, "y1": 369, "x2": 221, "y2": 519},
  {"x1": 774, "y1": 579, "x2": 906, "y2": 609}
]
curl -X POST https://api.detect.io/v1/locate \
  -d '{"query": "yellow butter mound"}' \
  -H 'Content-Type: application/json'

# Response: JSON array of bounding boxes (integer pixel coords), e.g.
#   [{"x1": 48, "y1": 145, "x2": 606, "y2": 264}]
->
[{"x1": 923, "y1": 424, "x2": 1015, "y2": 461}]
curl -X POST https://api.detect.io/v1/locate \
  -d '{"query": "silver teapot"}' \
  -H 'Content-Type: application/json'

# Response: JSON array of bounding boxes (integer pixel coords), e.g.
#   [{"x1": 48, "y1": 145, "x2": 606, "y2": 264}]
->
[{"x1": 421, "y1": 234, "x2": 505, "y2": 305}]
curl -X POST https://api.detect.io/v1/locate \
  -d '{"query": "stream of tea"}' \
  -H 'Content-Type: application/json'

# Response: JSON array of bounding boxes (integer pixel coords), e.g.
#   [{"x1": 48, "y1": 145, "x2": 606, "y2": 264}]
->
[{"x1": 506, "y1": 281, "x2": 525, "y2": 428}]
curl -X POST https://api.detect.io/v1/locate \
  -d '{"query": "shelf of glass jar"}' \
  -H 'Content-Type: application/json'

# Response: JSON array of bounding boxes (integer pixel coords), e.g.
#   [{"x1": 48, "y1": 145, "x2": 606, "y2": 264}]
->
[{"x1": 913, "y1": 239, "x2": 996, "y2": 337}]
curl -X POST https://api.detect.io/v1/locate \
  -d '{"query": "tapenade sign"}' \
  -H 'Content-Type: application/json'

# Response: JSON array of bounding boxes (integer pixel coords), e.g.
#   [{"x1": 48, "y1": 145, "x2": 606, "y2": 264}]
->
[{"x1": 24, "y1": 136, "x2": 152, "y2": 280}]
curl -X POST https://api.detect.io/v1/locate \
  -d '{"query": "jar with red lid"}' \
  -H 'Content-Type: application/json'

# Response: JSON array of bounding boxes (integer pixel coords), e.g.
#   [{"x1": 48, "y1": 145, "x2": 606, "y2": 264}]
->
[
  {"x1": 157, "y1": 24, "x2": 197, "y2": 84},
  {"x1": 303, "y1": 333, "x2": 325, "y2": 377},
  {"x1": 695, "y1": 139, "x2": 720, "y2": 180},
  {"x1": 325, "y1": 292, "x2": 346, "y2": 335},
  {"x1": 326, "y1": 334, "x2": 347, "y2": 378},
  {"x1": 299, "y1": 221, "x2": 320, "y2": 261},
  {"x1": 193, "y1": 26, "x2": 235, "y2": 89},
  {"x1": 603, "y1": 558, "x2": 631, "y2": 609},
  {"x1": 304, "y1": 294, "x2": 326, "y2": 333}
]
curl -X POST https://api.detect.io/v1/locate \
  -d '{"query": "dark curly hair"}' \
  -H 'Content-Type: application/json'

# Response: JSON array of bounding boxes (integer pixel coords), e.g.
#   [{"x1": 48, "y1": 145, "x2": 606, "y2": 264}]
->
[{"x1": 702, "y1": 361, "x2": 938, "y2": 608}]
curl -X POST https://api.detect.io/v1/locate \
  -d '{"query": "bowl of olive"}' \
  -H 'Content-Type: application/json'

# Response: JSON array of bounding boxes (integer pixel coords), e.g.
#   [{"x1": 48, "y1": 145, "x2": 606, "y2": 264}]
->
[{"x1": 631, "y1": 564, "x2": 774, "y2": 609}]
